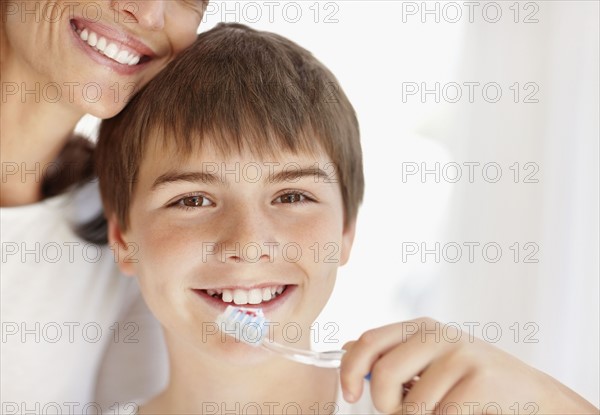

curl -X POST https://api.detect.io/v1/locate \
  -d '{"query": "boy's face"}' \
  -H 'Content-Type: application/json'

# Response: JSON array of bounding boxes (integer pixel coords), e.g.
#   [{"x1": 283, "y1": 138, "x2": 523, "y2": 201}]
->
[{"x1": 109, "y1": 138, "x2": 356, "y2": 363}]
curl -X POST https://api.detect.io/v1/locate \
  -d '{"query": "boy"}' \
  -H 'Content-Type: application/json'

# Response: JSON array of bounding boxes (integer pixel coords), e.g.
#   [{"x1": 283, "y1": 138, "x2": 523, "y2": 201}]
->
[{"x1": 96, "y1": 23, "x2": 597, "y2": 414}]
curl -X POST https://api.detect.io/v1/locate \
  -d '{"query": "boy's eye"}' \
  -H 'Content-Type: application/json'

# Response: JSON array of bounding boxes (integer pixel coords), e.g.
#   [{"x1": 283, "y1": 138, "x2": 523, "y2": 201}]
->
[
  {"x1": 274, "y1": 192, "x2": 310, "y2": 204},
  {"x1": 177, "y1": 195, "x2": 212, "y2": 208}
]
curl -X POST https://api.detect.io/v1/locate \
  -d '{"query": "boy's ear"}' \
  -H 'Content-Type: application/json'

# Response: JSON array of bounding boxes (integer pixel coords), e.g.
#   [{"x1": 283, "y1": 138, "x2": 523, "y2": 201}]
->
[
  {"x1": 340, "y1": 220, "x2": 357, "y2": 266},
  {"x1": 107, "y1": 215, "x2": 136, "y2": 277}
]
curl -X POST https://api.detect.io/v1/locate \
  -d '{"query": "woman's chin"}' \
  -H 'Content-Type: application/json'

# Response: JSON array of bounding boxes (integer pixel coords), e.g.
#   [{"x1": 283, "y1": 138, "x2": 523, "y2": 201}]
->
[
  {"x1": 81, "y1": 99, "x2": 129, "y2": 120},
  {"x1": 70, "y1": 84, "x2": 138, "y2": 119}
]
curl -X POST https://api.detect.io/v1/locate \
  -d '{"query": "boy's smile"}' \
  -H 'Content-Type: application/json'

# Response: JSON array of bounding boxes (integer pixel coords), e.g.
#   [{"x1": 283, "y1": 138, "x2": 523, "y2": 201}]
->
[
  {"x1": 111, "y1": 140, "x2": 356, "y2": 359},
  {"x1": 192, "y1": 283, "x2": 296, "y2": 309}
]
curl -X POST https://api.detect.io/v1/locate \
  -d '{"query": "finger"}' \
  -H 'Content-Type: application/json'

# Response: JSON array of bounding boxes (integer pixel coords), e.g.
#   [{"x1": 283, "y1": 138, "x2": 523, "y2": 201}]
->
[
  {"x1": 342, "y1": 340, "x2": 356, "y2": 352},
  {"x1": 435, "y1": 372, "x2": 485, "y2": 415},
  {"x1": 368, "y1": 326, "x2": 454, "y2": 414},
  {"x1": 340, "y1": 321, "x2": 423, "y2": 402},
  {"x1": 402, "y1": 350, "x2": 472, "y2": 415},
  {"x1": 339, "y1": 341, "x2": 366, "y2": 401}
]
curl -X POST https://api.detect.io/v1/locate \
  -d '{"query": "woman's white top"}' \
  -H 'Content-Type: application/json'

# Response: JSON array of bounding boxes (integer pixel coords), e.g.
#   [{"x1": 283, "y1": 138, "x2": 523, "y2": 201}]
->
[{"x1": 0, "y1": 183, "x2": 168, "y2": 413}]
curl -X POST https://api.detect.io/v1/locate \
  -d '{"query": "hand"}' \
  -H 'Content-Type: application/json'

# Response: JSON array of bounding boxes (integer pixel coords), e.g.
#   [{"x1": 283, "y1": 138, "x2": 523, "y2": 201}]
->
[{"x1": 340, "y1": 317, "x2": 598, "y2": 415}]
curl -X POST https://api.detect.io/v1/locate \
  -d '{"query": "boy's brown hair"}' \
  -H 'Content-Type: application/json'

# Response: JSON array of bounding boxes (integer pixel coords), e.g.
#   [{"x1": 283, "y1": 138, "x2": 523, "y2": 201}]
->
[{"x1": 96, "y1": 22, "x2": 363, "y2": 230}]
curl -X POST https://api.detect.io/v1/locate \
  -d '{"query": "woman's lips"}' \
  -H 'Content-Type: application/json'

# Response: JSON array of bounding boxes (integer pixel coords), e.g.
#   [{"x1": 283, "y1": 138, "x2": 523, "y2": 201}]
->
[
  {"x1": 69, "y1": 18, "x2": 154, "y2": 76},
  {"x1": 71, "y1": 18, "x2": 155, "y2": 57}
]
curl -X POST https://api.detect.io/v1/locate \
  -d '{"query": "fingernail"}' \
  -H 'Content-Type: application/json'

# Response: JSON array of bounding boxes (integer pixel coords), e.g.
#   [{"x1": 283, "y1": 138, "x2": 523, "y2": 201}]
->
[{"x1": 343, "y1": 391, "x2": 355, "y2": 402}]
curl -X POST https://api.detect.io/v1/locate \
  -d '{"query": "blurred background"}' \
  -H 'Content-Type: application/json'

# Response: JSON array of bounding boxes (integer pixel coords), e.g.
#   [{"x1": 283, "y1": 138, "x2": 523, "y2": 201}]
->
[{"x1": 78, "y1": 0, "x2": 599, "y2": 406}]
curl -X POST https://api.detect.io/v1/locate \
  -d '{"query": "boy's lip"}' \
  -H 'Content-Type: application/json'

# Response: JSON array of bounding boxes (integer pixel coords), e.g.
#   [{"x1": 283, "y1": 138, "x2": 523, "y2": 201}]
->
[
  {"x1": 197, "y1": 282, "x2": 295, "y2": 291},
  {"x1": 191, "y1": 284, "x2": 297, "y2": 313}
]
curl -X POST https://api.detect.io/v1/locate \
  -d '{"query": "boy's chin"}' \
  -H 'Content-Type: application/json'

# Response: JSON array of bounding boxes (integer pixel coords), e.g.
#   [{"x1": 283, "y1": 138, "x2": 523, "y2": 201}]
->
[{"x1": 211, "y1": 339, "x2": 278, "y2": 366}]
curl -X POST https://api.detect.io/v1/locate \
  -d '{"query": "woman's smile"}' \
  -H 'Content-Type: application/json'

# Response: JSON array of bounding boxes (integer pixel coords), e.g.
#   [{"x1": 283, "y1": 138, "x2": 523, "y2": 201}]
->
[
  {"x1": 69, "y1": 18, "x2": 155, "y2": 75},
  {"x1": 2, "y1": 0, "x2": 204, "y2": 118}
]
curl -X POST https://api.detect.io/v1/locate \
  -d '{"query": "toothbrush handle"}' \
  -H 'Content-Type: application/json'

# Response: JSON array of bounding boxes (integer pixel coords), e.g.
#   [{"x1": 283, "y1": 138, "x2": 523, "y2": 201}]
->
[
  {"x1": 261, "y1": 341, "x2": 345, "y2": 369},
  {"x1": 261, "y1": 341, "x2": 418, "y2": 396}
]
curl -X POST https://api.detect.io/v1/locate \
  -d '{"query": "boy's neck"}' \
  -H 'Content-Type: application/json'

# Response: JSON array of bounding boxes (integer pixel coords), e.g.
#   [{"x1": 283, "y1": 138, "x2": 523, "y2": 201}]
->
[{"x1": 140, "y1": 331, "x2": 340, "y2": 414}]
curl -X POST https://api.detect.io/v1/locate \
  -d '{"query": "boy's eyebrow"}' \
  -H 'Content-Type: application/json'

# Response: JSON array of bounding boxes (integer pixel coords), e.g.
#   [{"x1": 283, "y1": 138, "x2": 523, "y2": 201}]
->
[
  {"x1": 268, "y1": 167, "x2": 331, "y2": 184},
  {"x1": 151, "y1": 171, "x2": 221, "y2": 190},
  {"x1": 150, "y1": 166, "x2": 332, "y2": 190}
]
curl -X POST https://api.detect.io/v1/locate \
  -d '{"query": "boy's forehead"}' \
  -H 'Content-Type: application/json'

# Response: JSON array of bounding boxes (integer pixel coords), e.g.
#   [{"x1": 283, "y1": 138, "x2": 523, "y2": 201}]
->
[{"x1": 138, "y1": 133, "x2": 335, "y2": 183}]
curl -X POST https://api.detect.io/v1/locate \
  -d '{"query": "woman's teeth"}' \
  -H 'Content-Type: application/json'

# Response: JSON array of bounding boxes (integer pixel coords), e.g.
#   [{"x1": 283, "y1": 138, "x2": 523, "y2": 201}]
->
[
  {"x1": 76, "y1": 27, "x2": 141, "y2": 66},
  {"x1": 206, "y1": 286, "x2": 286, "y2": 305}
]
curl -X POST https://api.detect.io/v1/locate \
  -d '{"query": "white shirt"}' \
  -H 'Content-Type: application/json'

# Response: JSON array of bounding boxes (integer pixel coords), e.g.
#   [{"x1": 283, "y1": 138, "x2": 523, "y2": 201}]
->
[
  {"x1": 0, "y1": 184, "x2": 168, "y2": 413},
  {"x1": 111, "y1": 378, "x2": 380, "y2": 414}
]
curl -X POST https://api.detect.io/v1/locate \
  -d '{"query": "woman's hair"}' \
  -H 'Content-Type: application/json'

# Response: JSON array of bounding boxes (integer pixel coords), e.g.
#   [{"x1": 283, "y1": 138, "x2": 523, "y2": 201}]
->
[
  {"x1": 95, "y1": 23, "x2": 363, "y2": 233},
  {"x1": 41, "y1": 135, "x2": 94, "y2": 199},
  {"x1": 40, "y1": 135, "x2": 108, "y2": 244}
]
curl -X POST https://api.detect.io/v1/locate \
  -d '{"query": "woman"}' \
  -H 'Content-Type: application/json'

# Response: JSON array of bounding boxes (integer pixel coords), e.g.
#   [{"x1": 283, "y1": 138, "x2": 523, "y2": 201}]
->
[{"x1": 1, "y1": 0, "x2": 206, "y2": 409}]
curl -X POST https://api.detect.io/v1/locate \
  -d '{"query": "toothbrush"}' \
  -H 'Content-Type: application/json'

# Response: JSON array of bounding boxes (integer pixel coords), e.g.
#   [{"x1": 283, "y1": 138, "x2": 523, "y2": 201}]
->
[
  {"x1": 215, "y1": 305, "x2": 345, "y2": 369},
  {"x1": 215, "y1": 305, "x2": 417, "y2": 396}
]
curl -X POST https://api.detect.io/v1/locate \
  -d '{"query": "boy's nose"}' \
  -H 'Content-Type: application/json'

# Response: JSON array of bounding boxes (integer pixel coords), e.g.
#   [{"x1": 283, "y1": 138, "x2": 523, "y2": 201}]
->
[
  {"x1": 218, "y1": 209, "x2": 278, "y2": 264},
  {"x1": 220, "y1": 243, "x2": 272, "y2": 264},
  {"x1": 111, "y1": 0, "x2": 166, "y2": 31}
]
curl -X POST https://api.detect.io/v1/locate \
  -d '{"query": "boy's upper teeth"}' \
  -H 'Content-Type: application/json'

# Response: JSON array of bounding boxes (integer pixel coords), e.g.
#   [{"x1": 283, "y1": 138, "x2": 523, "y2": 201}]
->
[
  {"x1": 206, "y1": 285, "x2": 286, "y2": 305},
  {"x1": 78, "y1": 27, "x2": 141, "y2": 66}
]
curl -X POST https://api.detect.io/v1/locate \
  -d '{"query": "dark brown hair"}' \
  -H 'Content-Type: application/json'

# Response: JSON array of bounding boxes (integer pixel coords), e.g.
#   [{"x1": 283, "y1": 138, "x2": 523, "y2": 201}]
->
[{"x1": 96, "y1": 22, "x2": 363, "y2": 231}]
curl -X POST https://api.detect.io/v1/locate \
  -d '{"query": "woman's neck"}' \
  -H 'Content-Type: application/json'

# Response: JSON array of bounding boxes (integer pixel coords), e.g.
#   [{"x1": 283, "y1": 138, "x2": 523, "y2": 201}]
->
[
  {"x1": 0, "y1": 37, "x2": 84, "y2": 207},
  {"x1": 140, "y1": 332, "x2": 340, "y2": 415}
]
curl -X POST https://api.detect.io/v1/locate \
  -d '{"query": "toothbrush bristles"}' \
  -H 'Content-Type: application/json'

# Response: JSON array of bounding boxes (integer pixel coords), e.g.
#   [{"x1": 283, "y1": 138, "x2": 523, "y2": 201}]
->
[{"x1": 215, "y1": 305, "x2": 268, "y2": 346}]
